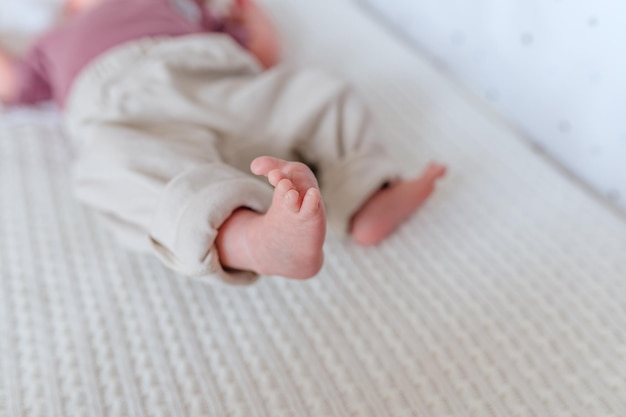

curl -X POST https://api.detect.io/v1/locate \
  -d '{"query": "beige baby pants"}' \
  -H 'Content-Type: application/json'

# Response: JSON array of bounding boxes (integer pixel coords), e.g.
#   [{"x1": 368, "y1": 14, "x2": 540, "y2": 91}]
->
[{"x1": 64, "y1": 34, "x2": 399, "y2": 284}]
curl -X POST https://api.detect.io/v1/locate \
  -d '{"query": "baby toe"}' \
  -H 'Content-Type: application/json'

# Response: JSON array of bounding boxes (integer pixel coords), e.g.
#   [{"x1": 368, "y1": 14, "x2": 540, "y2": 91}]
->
[{"x1": 300, "y1": 188, "x2": 322, "y2": 216}]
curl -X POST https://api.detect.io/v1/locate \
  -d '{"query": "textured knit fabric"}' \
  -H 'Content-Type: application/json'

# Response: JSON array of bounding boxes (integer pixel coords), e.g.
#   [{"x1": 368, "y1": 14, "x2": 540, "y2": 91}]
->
[
  {"x1": 2, "y1": 0, "x2": 626, "y2": 415},
  {"x1": 10, "y1": 0, "x2": 248, "y2": 107},
  {"x1": 64, "y1": 34, "x2": 399, "y2": 284}
]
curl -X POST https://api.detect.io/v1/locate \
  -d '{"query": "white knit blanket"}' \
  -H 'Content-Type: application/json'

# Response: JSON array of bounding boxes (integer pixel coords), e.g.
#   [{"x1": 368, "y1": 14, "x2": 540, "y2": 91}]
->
[{"x1": 1, "y1": 0, "x2": 625, "y2": 416}]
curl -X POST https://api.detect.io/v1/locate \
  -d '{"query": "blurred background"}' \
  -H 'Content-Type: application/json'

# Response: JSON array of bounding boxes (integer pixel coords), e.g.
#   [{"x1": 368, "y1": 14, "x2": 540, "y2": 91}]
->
[
  {"x1": 1, "y1": 0, "x2": 625, "y2": 212},
  {"x1": 362, "y1": 0, "x2": 626, "y2": 213}
]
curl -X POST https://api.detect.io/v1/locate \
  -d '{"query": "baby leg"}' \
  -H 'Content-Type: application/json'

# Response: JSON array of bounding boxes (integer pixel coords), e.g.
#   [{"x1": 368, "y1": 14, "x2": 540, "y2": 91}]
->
[
  {"x1": 266, "y1": 70, "x2": 446, "y2": 244},
  {"x1": 203, "y1": 67, "x2": 445, "y2": 247},
  {"x1": 216, "y1": 156, "x2": 326, "y2": 279}
]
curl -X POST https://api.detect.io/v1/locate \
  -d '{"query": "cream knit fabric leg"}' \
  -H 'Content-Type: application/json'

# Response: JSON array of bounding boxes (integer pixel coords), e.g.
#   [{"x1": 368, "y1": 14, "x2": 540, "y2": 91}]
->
[
  {"x1": 65, "y1": 35, "x2": 274, "y2": 285},
  {"x1": 71, "y1": 124, "x2": 272, "y2": 285}
]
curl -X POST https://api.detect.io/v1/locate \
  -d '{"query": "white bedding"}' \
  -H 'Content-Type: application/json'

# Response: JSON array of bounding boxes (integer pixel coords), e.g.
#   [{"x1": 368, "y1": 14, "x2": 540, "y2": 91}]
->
[{"x1": 1, "y1": 0, "x2": 625, "y2": 416}]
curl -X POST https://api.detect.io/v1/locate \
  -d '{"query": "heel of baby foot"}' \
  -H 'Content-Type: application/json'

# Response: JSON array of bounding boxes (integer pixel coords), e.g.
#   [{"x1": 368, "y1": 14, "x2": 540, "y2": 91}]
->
[{"x1": 294, "y1": 249, "x2": 325, "y2": 279}]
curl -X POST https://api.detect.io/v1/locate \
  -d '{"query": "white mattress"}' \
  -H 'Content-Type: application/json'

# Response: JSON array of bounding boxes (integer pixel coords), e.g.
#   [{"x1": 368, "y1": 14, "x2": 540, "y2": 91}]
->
[{"x1": 1, "y1": 0, "x2": 626, "y2": 416}]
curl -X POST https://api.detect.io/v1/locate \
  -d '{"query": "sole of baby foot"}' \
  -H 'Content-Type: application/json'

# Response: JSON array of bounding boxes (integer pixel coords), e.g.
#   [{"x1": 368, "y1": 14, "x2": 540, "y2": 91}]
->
[{"x1": 246, "y1": 156, "x2": 327, "y2": 279}]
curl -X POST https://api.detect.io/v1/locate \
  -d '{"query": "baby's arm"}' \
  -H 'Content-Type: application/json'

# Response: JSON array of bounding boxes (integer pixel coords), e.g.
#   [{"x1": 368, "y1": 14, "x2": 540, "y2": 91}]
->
[
  {"x1": 0, "y1": 46, "x2": 17, "y2": 104},
  {"x1": 227, "y1": 0, "x2": 281, "y2": 68}
]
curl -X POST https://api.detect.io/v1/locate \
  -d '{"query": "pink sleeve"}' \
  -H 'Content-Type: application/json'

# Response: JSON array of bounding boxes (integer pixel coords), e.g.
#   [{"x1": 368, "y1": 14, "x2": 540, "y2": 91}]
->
[
  {"x1": 200, "y1": 8, "x2": 250, "y2": 48},
  {"x1": 9, "y1": 43, "x2": 53, "y2": 106}
]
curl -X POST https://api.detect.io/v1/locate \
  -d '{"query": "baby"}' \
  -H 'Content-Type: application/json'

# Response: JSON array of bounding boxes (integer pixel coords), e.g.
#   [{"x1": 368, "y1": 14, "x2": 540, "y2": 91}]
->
[{"x1": 0, "y1": 0, "x2": 446, "y2": 284}]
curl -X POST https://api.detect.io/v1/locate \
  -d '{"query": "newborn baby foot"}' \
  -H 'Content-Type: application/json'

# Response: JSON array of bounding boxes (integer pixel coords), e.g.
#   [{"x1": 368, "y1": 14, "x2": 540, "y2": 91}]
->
[
  {"x1": 350, "y1": 162, "x2": 447, "y2": 246},
  {"x1": 245, "y1": 156, "x2": 327, "y2": 278}
]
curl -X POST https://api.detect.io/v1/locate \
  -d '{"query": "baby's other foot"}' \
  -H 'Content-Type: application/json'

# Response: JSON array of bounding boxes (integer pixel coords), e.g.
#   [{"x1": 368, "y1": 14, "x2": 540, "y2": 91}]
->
[{"x1": 350, "y1": 162, "x2": 446, "y2": 246}]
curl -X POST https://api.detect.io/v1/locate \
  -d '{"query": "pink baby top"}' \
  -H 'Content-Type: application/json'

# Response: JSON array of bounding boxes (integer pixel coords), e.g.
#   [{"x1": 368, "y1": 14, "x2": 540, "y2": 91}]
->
[{"x1": 11, "y1": 0, "x2": 248, "y2": 107}]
